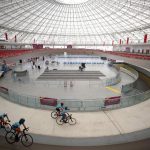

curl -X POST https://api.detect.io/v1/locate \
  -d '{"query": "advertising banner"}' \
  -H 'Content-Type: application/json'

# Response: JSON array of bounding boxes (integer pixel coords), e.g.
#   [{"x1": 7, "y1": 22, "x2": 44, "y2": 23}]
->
[
  {"x1": 104, "y1": 96, "x2": 121, "y2": 106},
  {"x1": 40, "y1": 97, "x2": 57, "y2": 106}
]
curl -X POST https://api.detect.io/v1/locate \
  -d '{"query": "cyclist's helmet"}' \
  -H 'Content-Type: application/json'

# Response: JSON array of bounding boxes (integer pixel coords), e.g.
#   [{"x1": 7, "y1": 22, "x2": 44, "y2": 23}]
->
[
  {"x1": 19, "y1": 118, "x2": 25, "y2": 125},
  {"x1": 61, "y1": 102, "x2": 64, "y2": 106},
  {"x1": 3, "y1": 113, "x2": 7, "y2": 117}
]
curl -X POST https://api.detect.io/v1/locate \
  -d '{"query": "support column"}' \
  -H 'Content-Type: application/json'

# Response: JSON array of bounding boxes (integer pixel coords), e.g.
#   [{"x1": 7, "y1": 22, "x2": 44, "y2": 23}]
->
[
  {"x1": 144, "y1": 34, "x2": 148, "y2": 43},
  {"x1": 127, "y1": 37, "x2": 129, "y2": 45}
]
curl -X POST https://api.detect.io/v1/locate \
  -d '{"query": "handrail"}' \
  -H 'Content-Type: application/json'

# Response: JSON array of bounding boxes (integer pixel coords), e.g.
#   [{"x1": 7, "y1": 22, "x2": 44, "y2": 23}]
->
[
  {"x1": 120, "y1": 66, "x2": 139, "y2": 93},
  {"x1": 102, "y1": 64, "x2": 121, "y2": 86},
  {"x1": 0, "y1": 87, "x2": 150, "y2": 112}
]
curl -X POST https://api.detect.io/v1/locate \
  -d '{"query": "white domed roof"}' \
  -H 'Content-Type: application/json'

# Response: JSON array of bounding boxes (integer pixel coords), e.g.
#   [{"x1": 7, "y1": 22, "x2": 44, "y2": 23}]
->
[{"x1": 0, "y1": 0, "x2": 150, "y2": 45}]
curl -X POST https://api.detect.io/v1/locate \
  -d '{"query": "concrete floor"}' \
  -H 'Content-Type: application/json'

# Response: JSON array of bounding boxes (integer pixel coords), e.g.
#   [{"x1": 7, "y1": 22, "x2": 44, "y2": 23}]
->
[
  {"x1": 0, "y1": 96, "x2": 150, "y2": 146},
  {"x1": 0, "y1": 56, "x2": 135, "y2": 99}
]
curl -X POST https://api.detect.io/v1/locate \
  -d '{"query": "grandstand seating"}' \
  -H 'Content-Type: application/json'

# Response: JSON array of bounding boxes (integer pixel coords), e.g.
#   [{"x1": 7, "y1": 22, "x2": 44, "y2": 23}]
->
[
  {"x1": 0, "y1": 49, "x2": 32, "y2": 58},
  {"x1": 0, "y1": 48, "x2": 149, "y2": 60},
  {"x1": 104, "y1": 51, "x2": 150, "y2": 60}
]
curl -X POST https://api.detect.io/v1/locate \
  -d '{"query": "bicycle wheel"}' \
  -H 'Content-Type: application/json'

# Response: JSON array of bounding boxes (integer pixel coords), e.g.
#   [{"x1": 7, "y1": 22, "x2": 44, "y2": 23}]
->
[
  {"x1": 4, "y1": 123, "x2": 12, "y2": 132},
  {"x1": 21, "y1": 134, "x2": 33, "y2": 147},
  {"x1": 51, "y1": 111, "x2": 58, "y2": 119},
  {"x1": 68, "y1": 118, "x2": 76, "y2": 125},
  {"x1": 0, "y1": 124, "x2": 4, "y2": 130},
  {"x1": 5, "y1": 131, "x2": 16, "y2": 144},
  {"x1": 56, "y1": 117, "x2": 64, "y2": 125}
]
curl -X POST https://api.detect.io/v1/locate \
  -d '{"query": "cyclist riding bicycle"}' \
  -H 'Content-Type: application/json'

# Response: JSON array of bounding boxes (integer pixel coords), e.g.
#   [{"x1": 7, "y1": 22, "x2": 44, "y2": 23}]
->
[
  {"x1": 11, "y1": 118, "x2": 27, "y2": 141},
  {"x1": 60, "y1": 107, "x2": 69, "y2": 123},
  {"x1": 0, "y1": 112, "x2": 9, "y2": 128},
  {"x1": 56, "y1": 102, "x2": 64, "y2": 115}
]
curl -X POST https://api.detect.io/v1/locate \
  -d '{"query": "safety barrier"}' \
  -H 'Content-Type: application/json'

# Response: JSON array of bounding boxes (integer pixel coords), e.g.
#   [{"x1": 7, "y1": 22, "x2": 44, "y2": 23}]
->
[
  {"x1": 102, "y1": 64, "x2": 121, "y2": 86},
  {"x1": 63, "y1": 62, "x2": 104, "y2": 64},
  {"x1": 0, "y1": 86, "x2": 149, "y2": 111},
  {"x1": 120, "y1": 90, "x2": 150, "y2": 108},
  {"x1": 103, "y1": 72, "x2": 121, "y2": 86},
  {"x1": 121, "y1": 67, "x2": 139, "y2": 93}
]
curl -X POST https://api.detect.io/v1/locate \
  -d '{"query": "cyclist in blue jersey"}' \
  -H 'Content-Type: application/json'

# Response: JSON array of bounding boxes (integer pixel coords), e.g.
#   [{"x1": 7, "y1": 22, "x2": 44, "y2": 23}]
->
[
  {"x1": 60, "y1": 107, "x2": 69, "y2": 123},
  {"x1": 12, "y1": 118, "x2": 27, "y2": 141},
  {"x1": 0, "y1": 112, "x2": 9, "y2": 128},
  {"x1": 56, "y1": 102, "x2": 64, "y2": 115}
]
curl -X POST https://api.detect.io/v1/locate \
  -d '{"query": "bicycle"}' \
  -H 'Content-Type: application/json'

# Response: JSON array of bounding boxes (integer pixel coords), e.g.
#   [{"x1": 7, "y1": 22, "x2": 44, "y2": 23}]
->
[
  {"x1": 51, "y1": 110, "x2": 69, "y2": 119},
  {"x1": 56, "y1": 114, "x2": 76, "y2": 125},
  {"x1": 0, "y1": 116, "x2": 11, "y2": 132},
  {"x1": 5, "y1": 127, "x2": 33, "y2": 147}
]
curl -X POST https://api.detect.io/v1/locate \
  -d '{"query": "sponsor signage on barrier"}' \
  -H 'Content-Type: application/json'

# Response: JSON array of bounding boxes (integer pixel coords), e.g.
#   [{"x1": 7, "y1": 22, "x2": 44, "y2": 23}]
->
[
  {"x1": 104, "y1": 96, "x2": 121, "y2": 106},
  {"x1": 40, "y1": 97, "x2": 57, "y2": 106},
  {"x1": 0, "y1": 86, "x2": 8, "y2": 95}
]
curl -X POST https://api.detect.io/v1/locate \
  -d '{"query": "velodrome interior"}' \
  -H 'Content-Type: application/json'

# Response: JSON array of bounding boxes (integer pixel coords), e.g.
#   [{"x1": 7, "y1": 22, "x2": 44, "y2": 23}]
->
[
  {"x1": 0, "y1": 0, "x2": 150, "y2": 150},
  {"x1": 0, "y1": 49, "x2": 150, "y2": 150}
]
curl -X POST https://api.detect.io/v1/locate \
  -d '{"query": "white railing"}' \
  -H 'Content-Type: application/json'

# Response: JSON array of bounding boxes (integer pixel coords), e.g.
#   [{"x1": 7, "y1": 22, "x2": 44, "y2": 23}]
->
[{"x1": 0, "y1": 87, "x2": 149, "y2": 112}]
